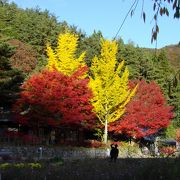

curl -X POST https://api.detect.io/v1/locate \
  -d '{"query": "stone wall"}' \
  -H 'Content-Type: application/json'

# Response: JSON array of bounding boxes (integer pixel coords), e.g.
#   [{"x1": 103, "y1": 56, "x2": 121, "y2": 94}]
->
[{"x1": 0, "y1": 146, "x2": 110, "y2": 161}]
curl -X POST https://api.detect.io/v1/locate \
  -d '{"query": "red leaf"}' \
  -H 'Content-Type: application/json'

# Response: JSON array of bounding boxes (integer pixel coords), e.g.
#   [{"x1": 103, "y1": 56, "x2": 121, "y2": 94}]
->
[
  {"x1": 13, "y1": 68, "x2": 95, "y2": 129},
  {"x1": 109, "y1": 80, "x2": 174, "y2": 139},
  {"x1": 143, "y1": 12, "x2": 146, "y2": 23}
]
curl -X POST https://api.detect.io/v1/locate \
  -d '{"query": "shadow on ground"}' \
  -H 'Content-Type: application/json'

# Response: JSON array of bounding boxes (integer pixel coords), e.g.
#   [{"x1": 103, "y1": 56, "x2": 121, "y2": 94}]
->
[{"x1": 1, "y1": 158, "x2": 180, "y2": 180}]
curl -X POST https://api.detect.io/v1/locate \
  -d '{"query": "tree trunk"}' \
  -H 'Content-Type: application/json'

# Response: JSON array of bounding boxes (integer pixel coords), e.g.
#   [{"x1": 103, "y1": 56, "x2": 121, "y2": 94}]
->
[{"x1": 104, "y1": 118, "x2": 108, "y2": 144}]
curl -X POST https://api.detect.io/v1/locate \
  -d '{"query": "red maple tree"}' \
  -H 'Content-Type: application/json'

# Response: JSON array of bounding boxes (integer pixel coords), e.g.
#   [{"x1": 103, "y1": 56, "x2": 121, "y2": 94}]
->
[
  {"x1": 109, "y1": 80, "x2": 174, "y2": 139},
  {"x1": 13, "y1": 67, "x2": 95, "y2": 128}
]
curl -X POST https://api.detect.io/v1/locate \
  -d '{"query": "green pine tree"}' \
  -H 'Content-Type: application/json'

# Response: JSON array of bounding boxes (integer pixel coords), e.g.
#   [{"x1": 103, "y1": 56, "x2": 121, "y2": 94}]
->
[{"x1": 0, "y1": 42, "x2": 24, "y2": 106}]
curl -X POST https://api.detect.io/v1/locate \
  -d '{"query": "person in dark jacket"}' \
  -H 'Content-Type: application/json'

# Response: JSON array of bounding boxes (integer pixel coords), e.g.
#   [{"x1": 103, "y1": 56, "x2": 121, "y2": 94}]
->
[{"x1": 110, "y1": 144, "x2": 119, "y2": 162}]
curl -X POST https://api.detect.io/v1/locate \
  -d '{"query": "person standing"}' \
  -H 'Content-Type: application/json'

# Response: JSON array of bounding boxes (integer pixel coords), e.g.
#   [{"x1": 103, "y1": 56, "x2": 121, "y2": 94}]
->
[{"x1": 110, "y1": 144, "x2": 119, "y2": 162}]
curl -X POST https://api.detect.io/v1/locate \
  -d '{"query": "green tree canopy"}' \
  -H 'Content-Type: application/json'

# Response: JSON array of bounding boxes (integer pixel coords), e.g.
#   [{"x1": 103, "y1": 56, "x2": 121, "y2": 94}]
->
[{"x1": 0, "y1": 41, "x2": 24, "y2": 106}]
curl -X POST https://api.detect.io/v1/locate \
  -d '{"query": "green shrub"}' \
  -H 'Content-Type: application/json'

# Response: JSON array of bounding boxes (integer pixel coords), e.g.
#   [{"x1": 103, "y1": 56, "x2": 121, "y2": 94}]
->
[
  {"x1": 119, "y1": 142, "x2": 141, "y2": 157},
  {"x1": 0, "y1": 163, "x2": 11, "y2": 169},
  {"x1": 0, "y1": 162, "x2": 42, "y2": 170}
]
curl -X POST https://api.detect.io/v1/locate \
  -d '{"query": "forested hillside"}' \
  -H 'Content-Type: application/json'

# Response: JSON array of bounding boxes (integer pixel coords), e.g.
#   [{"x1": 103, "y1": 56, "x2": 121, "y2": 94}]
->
[
  {"x1": 0, "y1": 1, "x2": 179, "y2": 138},
  {"x1": 163, "y1": 44, "x2": 180, "y2": 70}
]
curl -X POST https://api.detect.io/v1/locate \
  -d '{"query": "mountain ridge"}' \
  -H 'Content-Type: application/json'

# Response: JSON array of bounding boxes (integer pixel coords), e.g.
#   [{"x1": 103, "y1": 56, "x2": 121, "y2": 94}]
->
[{"x1": 142, "y1": 43, "x2": 180, "y2": 70}]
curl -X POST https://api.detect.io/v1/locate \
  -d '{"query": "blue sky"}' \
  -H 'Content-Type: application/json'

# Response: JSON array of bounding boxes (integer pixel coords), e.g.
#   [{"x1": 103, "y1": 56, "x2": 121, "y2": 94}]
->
[{"x1": 9, "y1": 0, "x2": 179, "y2": 48}]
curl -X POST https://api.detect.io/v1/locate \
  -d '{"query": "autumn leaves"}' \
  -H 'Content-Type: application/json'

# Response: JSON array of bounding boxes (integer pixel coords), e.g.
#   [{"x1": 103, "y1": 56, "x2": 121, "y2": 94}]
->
[
  {"x1": 14, "y1": 32, "x2": 173, "y2": 143},
  {"x1": 46, "y1": 33, "x2": 137, "y2": 143}
]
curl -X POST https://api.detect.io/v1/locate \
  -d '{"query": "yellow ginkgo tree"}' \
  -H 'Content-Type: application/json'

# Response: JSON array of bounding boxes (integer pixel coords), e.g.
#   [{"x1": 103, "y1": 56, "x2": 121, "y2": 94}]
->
[
  {"x1": 89, "y1": 39, "x2": 137, "y2": 143},
  {"x1": 46, "y1": 32, "x2": 86, "y2": 76}
]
